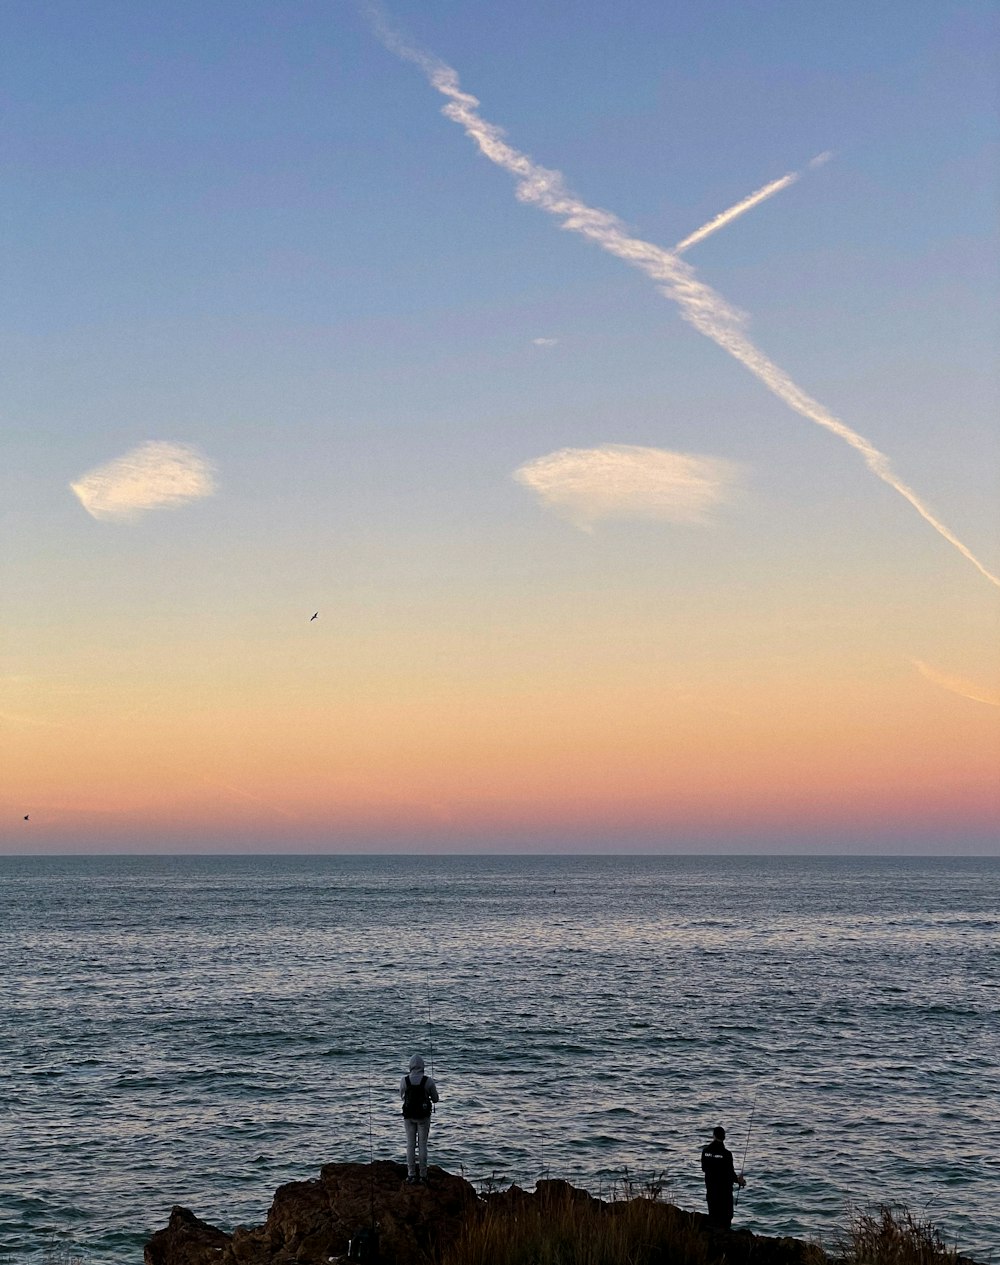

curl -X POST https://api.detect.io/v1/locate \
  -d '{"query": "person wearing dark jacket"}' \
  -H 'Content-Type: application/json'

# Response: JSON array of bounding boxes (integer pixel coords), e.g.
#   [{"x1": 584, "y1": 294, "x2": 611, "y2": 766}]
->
[{"x1": 700, "y1": 1125, "x2": 746, "y2": 1228}]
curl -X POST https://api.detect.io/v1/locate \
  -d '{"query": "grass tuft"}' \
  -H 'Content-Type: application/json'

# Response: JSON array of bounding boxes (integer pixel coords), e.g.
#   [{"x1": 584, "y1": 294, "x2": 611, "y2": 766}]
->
[{"x1": 838, "y1": 1204, "x2": 961, "y2": 1265}]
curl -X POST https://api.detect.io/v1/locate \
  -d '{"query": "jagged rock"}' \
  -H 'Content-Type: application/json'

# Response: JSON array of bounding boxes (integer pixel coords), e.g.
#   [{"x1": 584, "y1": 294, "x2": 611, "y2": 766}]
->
[
  {"x1": 146, "y1": 1162, "x2": 979, "y2": 1265},
  {"x1": 144, "y1": 1204, "x2": 232, "y2": 1265},
  {"x1": 226, "y1": 1161, "x2": 476, "y2": 1264},
  {"x1": 145, "y1": 1161, "x2": 477, "y2": 1265},
  {"x1": 533, "y1": 1177, "x2": 602, "y2": 1209}
]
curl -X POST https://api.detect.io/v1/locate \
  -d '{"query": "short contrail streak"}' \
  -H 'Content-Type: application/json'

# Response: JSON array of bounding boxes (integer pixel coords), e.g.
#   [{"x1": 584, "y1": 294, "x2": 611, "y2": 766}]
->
[
  {"x1": 675, "y1": 172, "x2": 798, "y2": 254},
  {"x1": 675, "y1": 151, "x2": 832, "y2": 253},
  {"x1": 912, "y1": 660, "x2": 1000, "y2": 708},
  {"x1": 209, "y1": 779, "x2": 302, "y2": 821},
  {"x1": 370, "y1": 13, "x2": 999, "y2": 589}
]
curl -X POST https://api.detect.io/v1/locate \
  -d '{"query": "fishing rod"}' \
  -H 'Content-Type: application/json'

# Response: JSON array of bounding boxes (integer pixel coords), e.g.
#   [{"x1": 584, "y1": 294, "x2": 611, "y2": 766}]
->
[
  {"x1": 367, "y1": 1060, "x2": 375, "y2": 1168},
  {"x1": 367, "y1": 1060, "x2": 375, "y2": 1216},
  {"x1": 735, "y1": 1090, "x2": 758, "y2": 1207},
  {"x1": 367, "y1": 1060, "x2": 380, "y2": 1258},
  {"x1": 425, "y1": 968, "x2": 435, "y2": 1081},
  {"x1": 347, "y1": 1061, "x2": 379, "y2": 1264}
]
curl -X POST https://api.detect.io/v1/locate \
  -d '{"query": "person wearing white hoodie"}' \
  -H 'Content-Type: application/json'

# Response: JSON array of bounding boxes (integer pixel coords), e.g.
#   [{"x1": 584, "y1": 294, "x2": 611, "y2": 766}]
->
[{"x1": 399, "y1": 1054, "x2": 439, "y2": 1183}]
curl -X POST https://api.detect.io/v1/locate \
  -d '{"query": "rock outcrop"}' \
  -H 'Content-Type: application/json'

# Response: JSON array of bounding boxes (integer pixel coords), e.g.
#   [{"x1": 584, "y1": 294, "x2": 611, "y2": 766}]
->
[
  {"x1": 144, "y1": 1161, "x2": 957, "y2": 1265},
  {"x1": 145, "y1": 1162, "x2": 476, "y2": 1265}
]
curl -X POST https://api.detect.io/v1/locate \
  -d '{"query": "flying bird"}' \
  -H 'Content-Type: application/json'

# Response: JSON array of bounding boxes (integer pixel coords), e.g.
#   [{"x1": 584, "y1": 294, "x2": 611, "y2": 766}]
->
[
  {"x1": 23, "y1": 815, "x2": 29, "y2": 821},
  {"x1": 310, "y1": 612, "x2": 318, "y2": 621}
]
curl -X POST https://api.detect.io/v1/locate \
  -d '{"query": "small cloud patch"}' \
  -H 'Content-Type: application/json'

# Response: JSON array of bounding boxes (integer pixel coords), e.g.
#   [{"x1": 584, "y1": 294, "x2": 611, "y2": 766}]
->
[
  {"x1": 513, "y1": 444, "x2": 743, "y2": 529},
  {"x1": 532, "y1": 337, "x2": 559, "y2": 347},
  {"x1": 71, "y1": 441, "x2": 217, "y2": 521}
]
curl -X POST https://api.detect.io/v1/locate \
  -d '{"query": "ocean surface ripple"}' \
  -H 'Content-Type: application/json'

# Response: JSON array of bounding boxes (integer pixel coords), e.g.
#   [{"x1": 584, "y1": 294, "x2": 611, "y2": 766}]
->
[{"x1": 1, "y1": 854, "x2": 997, "y2": 1263}]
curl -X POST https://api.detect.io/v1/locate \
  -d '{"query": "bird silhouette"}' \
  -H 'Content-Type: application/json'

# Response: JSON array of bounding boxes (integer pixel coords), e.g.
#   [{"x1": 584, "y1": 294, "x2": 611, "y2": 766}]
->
[
  {"x1": 23, "y1": 814, "x2": 29, "y2": 821},
  {"x1": 310, "y1": 612, "x2": 318, "y2": 621}
]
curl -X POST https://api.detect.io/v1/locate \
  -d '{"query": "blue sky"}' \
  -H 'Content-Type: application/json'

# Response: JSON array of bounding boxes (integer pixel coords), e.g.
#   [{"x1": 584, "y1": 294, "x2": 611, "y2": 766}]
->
[{"x1": 2, "y1": 1, "x2": 998, "y2": 851}]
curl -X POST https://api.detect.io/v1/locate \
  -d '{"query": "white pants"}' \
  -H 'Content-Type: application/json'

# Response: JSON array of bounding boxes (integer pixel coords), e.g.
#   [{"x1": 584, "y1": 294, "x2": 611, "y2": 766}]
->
[{"x1": 404, "y1": 1117, "x2": 431, "y2": 1177}]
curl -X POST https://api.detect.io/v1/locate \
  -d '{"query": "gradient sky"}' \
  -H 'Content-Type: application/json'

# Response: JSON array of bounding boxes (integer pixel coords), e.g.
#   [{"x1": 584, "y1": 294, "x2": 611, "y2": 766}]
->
[{"x1": 2, "y1": 0, "x2": 998, "y2": 853}]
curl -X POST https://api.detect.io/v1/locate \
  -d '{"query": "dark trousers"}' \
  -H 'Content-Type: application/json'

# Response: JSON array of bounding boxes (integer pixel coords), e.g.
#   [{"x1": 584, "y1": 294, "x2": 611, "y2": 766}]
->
[{"x1": 705, "y1": 1186, "x2": 734, "y2": 1228}]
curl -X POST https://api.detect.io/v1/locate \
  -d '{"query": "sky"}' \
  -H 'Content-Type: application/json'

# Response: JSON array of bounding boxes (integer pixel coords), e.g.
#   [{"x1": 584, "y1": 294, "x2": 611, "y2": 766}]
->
[{"x1": 2, "y1": 0, "x2": 998, "y2": 854}]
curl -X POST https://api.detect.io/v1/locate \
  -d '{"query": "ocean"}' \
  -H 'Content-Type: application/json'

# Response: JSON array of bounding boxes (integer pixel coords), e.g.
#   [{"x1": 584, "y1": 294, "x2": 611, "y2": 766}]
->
[{"x1": 2, "y1": 854, "x2": 997, "y2": 1263}]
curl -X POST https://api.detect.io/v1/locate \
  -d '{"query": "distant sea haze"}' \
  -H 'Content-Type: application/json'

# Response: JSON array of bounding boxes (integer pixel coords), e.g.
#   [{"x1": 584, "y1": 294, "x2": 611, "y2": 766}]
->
[{"x1": 3, "y1": 854, "x2": 997, "y2": 1263}]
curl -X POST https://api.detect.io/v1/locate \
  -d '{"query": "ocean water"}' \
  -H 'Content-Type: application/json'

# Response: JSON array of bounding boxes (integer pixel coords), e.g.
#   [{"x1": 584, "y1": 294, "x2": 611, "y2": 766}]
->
[{"x1": 1, "y1": 854, "x2": 998, "y2": 1264}]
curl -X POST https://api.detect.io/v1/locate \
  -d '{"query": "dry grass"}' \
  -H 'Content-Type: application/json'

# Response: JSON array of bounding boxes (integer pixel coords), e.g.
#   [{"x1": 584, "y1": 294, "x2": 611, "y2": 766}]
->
[
  {"x1": 436, "y1": 1188, "x2": 714, "y2": 1265},
  {"x1": 436, "y1": 1189, "x2": 973, "y2": 1265},
  {"x1": 838, "y1": 1204, "x2": 961, "y2": 1265}
]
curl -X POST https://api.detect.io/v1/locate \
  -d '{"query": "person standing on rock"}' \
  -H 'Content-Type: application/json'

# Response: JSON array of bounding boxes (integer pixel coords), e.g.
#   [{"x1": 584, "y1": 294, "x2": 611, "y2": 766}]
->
[
  {"x1": 400, "y1": 1054, "x2": 439, "y2": 1184},
  {"x1": 700, "y1": 1125, "x2": 746, "y2": 1228}
]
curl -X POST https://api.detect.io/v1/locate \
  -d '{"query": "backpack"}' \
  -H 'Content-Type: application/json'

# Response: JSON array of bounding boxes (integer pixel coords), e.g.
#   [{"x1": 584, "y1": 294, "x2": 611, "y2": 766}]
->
[{"x1": 402, "y1": 1074, "x2": 432, "y2": 1120}]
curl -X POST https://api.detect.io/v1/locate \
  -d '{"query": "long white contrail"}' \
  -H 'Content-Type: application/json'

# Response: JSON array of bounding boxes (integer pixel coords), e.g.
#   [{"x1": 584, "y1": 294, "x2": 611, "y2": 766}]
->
[{"x1": 371, "y1": 15, "x2": 1000, "y2": 589}]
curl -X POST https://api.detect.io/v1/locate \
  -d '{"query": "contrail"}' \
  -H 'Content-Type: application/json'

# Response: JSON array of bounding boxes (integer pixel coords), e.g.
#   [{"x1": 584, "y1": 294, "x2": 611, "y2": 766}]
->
[
  {"x1": 912, "y1": 659, "x2": 1000, "y2": 708},
  {"x1": 675, "y1": 151, "x2": 833, "y2": 253},
  {"x1": 675, "y1": 172, "x2": 798, "y2": 254},
  {"x1": 369, "y1": 11, "x2": 999, "y2": 590},
  {"x1": 209, "y1": 779, "x2": 302, "y2": 821}
]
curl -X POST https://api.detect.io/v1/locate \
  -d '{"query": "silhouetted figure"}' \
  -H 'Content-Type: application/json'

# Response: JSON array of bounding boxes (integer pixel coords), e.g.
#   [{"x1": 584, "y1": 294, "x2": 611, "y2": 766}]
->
[
  {"x1": 400, "y1": 1054, "x2": 438, "y2": 1183},
  {"x1": 310, "y1": 612, "x2": 318, "y2": 621},
  {"x1": 701, "y1": 1125, "x2": 745, "y2": 1228}
]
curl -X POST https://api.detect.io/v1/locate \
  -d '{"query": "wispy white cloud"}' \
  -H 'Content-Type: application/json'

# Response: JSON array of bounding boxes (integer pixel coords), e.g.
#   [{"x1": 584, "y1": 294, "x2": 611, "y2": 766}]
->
[
  {"x1": 532, "y1": 336, "x2": 559, "y2": 347},
  {"x1": 370, "y1": 15, "x2": 999, "y2": 590},
  {"x1": 71, "y1": 441, "x2": 216, "y2": 522},
  {"x1": 912, "y1": 659, "x2": 1000, "y2": 708},
  {"x1": 513, "y1": 444, "x2": 743, "y2": 529}
]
